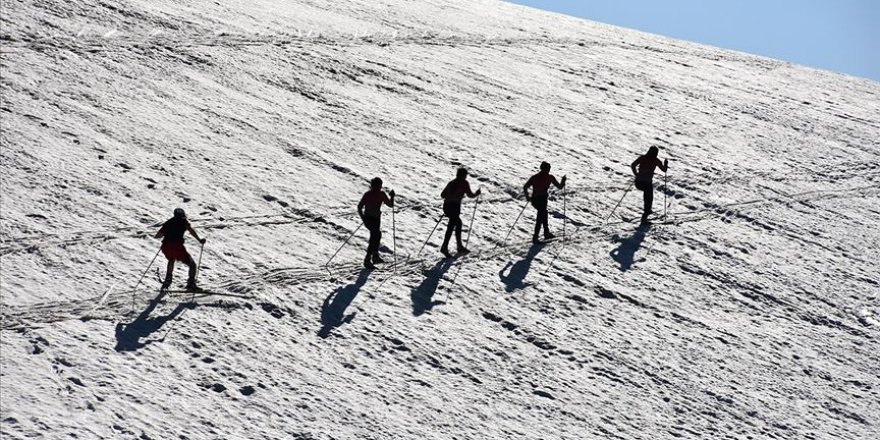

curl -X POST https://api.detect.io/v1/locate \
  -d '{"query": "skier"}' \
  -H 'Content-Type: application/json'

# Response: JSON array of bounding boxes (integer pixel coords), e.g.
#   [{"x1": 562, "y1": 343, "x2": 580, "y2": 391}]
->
[
  {"x1": 440, "y1": 167, "x2": 481, "y2": 257},
  {"x1": 358, "y1": 177, "x2": 395, "y2": 269},
  {"x1": 154, "y1": 208, "x2": 206, "y2": 291},
  {"x1": 630, "y1": 146, "x2": 669, "y2": 224},
  {"x1": 523, "y1": 161, "x2": 566, "y2": 243}
]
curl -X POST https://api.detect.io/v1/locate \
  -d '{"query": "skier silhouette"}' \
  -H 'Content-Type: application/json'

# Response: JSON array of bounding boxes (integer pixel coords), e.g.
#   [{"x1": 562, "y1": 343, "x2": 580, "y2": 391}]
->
[
  {"x1": 523, "y1": 161, "x2": 566, "y2": 243},
  {"x1": 631, "y1": 146, "x2": 668, "y2": 224},
  {"x1": 154, "y1": 208, "x2": 205, "y2": 291},
  {"x1": 358, "y1": 177, "x2": 395, "y2": 269},
  {"x1": 440, "y1": 167, "x2": 481, "y2": 257}
]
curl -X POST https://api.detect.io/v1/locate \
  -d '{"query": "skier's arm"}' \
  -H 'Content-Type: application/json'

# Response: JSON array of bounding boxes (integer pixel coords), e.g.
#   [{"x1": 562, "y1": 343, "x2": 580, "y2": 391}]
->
[
  {"x1": 523, "y1": 176, "x2": 534, "y2": 200},
  {"x1": 465, "y1": 182, "x2": 477, "y2": 198},
  {"x1": 551, "y1": 175, "x2": 567, "y2": 189},
  {"x1": 385, "y1": 190, "x2": 395, "y2": 207},
  {"x1": 357, "y1": 198, "x2": 366, "y2": 219},
  {"x1": 187, "y1": 225, "x2": 205, "y2": 244},
  {"x1": 154, "y1": 226, "x2": 165, "y2": 239},
  {"x1": 659, "y1": 158, "x2": 668, "y2": 173},
  {"x1": 631, "y1": 158, "x2": 640, "y2": 176},
  {"x1": 440, "y1": 182, "x2": 450, "y2": 199}
]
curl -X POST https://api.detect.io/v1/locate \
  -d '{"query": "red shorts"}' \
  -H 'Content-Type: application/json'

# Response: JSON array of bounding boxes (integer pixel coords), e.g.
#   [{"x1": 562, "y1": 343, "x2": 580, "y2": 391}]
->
[{"x1": 161, "y1": 242, "x2": 192, "y2": 262}]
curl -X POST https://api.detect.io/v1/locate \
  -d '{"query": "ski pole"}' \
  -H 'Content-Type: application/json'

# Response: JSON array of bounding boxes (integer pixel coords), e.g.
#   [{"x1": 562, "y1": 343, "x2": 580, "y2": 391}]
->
[
  {"x1": 325, "y1": 222, "x2": 363, "y2": 270},
  {"x1": 416, "y1": 214, "x2": 444, "y2": 258},
  {"x1": 391, "y1": 201, "x2": 398, "y2": 272},
  {"x1": 664, "y1": 168, "x2": 669, "y2": 223},
  {"x1": 500, "y1": 200, "x2": 529, "y2": 247},
  {"x1": 464, "y1": 190, "x2": 481, "y2": 250},
  {"x1": 604, "y1": 181, "x2": 634, "y2": 224},
  {"x1": 192, "y1": 241, "x2": 205, "y2": 301},
  {"x1": 131, "y1": 248, "x2": 161, "y2": 313},
  {"x1": 562, "y1": 185, "x2": 567, "y2": 243},
  {"x1": 195, "y1": 241, "x2": 205, "y2": 282}
]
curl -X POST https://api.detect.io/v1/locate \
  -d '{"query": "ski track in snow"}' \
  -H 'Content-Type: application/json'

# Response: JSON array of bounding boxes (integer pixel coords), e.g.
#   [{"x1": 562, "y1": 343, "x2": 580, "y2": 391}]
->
[{"x1": 2, "y1": 1, "x2": 879, "y2": 439}]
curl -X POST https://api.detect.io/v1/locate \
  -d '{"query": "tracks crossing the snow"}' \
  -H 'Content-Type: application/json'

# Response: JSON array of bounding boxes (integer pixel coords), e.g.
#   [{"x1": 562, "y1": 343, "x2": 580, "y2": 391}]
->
[{"x1": 2, "y1": 182, "x2": 877, "y2": 331}]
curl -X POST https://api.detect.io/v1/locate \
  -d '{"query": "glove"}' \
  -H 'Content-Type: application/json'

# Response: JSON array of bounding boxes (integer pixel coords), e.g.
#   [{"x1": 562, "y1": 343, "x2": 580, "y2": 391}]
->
[
  {"x1": 561, "y1": 175, "x2": 567, "y2": 186},
  {"x1": 199, "y1": 238, "x2": 207, "y2": 244},
  {"x1": 475, "y1": 189, "x2": 482, "y2": 197},
  {"x1": 389, "y1": 189, "x2": 396, "y2": 198}
]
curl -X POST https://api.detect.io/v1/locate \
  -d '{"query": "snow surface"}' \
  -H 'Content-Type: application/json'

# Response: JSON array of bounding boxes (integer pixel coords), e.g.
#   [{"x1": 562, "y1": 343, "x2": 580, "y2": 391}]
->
[{"x1": 1, "y1": 0, "x2": 879, "y2": 439}]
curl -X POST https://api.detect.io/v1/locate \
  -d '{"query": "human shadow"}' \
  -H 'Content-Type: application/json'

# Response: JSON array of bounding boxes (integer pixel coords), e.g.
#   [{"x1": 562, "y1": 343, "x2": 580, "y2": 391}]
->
[
  {"x1": 499, "y1": 242, "x2": 546, "y2": 293},
  {"x1": 610, "y1": 223, "x2": 649, "y2": 272},
  {"x1": 411, "y1": 258, "x2": 455, "y2": 316},
  {"x1": 114, "y1": 291, "x2": 194, "y2": 352},
  {"x1": 318, "y1": 269, "x2": 371, "y2": 338}
]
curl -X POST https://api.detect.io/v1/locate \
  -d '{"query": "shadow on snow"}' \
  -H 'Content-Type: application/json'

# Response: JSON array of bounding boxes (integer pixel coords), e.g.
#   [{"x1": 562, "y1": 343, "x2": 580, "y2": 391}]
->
[
  {"x1": 318, "y1": 269, "x2": 371, "y2": 338},
  {"x1": 498, "y1": 242, "x2": 546, "y2": 292},
  {"x1": 114, "y1": 291, "x2": 195, "y2": 352},
  {"x1": 609, "y1": 224, "x2": 649, "y2": 272},
  {"x1": 411, "y1": 258, "x2": 455, "y2": 316}
]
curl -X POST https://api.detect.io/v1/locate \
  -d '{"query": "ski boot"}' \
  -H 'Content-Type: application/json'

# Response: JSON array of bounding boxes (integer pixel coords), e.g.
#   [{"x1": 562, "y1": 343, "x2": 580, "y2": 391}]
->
[
  {"x1": 185, "y1": 280, "x2": 203, "y2": 293},
  {"x1": 364, "y1": 257, "x2": 376, "y2": 270},
  {"x1": 440, "y1": 246, "x2": 452, "y2": 258}
]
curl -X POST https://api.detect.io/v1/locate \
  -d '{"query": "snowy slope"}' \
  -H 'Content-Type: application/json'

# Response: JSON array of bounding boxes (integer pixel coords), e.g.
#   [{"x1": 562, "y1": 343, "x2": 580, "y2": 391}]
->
[{"x1": 1, "y1": 0, "x2": 879, "y2": 439}]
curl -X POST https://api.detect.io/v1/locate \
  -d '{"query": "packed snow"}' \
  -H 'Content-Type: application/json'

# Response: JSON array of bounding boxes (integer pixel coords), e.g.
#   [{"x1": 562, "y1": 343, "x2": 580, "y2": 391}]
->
[{"x1": 1, "y1": 0, "x2": 879, "y2": 439}]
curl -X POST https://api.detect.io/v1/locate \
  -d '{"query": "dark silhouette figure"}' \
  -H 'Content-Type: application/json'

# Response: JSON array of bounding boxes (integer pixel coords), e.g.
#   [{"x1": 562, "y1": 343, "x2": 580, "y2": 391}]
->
[
  {"x1": 631, "y1": 146, "x2": 668, "y2": 224},
  {"x1": 358, "y1": 177, "x2": 395, "y2": 269},
  {"x1": 411, "y1": 258, "x2": 455, "y2": 316},
  {"x1": 524, "y1": 162, "x2": 566, "y2": 244},
  {"x1": 155, "y1": 208, "x2": 206, "y2": 292},
  {"x1": 610, "y1": 224, "x2": 649, "y2": 271},
  {"x1": 318, "y1": 269, "x2": 371, "y2": 338},
  {"x1": 440, "y1": 168, "x2": 481, "y2": 257},
  {"x1": 114, "y1": 291, "x2": 193, "y2": 352},
  {"x1": 499, "y1": 242, "x2": 546, "y2": 292}
]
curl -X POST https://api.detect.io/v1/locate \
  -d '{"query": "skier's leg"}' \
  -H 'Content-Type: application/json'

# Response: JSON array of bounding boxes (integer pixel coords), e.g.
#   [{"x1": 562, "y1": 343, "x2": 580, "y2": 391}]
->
[
  {"x1": 534, "y1": 195, "x2": 552, "y2": 240},
  {"x1": 530, "y1": 199, "x2": 540, "y2": 242},
  {"x1": 642, "y1": 183, "x2": 654, "y2": 222},
  {"x1": 541, "y1": 207, "x2": 553, "y2": 239},
  {"x1": 441, "y1": 204, "x2": 459, "y2": 256},
  {"x1": 162, "y1": 260, "x2": 174, "y2": 289},
  {"x1": 454, "y1": 215, "x2": 464, "y2": 248},
  {"x1": 186, "y1": 257, "x2": 197, "y2": 287},
  {"x1": 441, "y1": 219, "x2": 454, "y2": 252},
  {"x1": 364, "y1": 217, "x2": 380, "y2": 266},
  {"x1": 372, "y1": 220, "x2": 384, "y2": 263}
]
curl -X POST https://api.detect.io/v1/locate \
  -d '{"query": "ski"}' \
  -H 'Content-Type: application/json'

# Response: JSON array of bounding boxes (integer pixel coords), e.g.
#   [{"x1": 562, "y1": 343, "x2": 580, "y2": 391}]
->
[{"x1": 161, "y1": 289, "x2": 255, "y2": 299}]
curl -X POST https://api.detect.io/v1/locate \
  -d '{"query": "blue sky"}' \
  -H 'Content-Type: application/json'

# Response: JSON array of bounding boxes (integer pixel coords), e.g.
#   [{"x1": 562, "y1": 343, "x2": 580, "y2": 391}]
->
[{"x1": 508, "y1": 1, "x2": 880, "y2": 82}]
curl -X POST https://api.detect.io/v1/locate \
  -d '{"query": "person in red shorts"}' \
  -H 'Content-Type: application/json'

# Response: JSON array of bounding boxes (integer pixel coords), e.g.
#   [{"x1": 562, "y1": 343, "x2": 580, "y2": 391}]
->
[
  {"x1": 155, "y1": 208, "x2": 206, "y2": 291},
  {"x1": 440, "y1": 167, "x2": 481, "y2": 257},
  {"x1": 358, "y1": 177, "x2": 395, "y2": 269},
  {"x1": 524, "y1": 161, "x2": 566, "y2": 244},
  {"x1": 630, "y1": 146, "x2": 669, "y2": 224}
]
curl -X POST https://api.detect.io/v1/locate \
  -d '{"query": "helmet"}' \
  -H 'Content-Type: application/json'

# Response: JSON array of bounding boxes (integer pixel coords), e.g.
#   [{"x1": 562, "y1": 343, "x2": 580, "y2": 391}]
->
[
  {"x1": 647, "y1": 146, "x2": 659, "y2": 158},
  {"x1": 173, "y1": 208, "x2": 186, "y2": 218},
  {"x1": 540, "y1": 161, "x2": 551, "y2": 172},
  {"x1": 370, "y1": 177, "x2": 383, "y2": 189},
  {"x1": 456, "y1": 167, "x2": 468, "y2": 179}
]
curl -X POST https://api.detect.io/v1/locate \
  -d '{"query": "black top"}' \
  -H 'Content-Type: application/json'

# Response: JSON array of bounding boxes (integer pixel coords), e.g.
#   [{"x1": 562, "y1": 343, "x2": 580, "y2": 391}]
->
[{"x1": 160, "y1": 217, "x2": 189, "y2": 243}]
